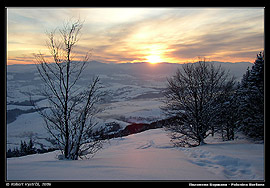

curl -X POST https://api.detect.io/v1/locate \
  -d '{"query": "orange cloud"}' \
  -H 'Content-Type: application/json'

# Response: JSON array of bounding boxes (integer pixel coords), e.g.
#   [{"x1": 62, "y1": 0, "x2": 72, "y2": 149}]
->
[{"x1": 7, "y1": 8, "x2": 264, "y2": 65}]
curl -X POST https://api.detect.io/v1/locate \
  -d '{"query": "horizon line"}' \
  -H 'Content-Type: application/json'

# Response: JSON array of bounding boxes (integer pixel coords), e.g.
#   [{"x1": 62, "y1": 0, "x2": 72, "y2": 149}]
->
[{"x1": 7, "y1": 60, "x2": 253, "y2": 66}]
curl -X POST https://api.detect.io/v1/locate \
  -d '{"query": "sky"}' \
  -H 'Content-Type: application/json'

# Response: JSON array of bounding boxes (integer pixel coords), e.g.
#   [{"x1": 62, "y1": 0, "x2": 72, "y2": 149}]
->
[{"x1": 7, "y1": 7, "x2": 264, "y2": 65}]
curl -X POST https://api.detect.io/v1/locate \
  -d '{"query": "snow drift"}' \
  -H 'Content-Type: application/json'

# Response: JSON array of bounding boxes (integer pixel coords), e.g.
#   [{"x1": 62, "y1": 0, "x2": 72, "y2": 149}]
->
[{"x1": 7, "y1": 128, "x2": 264, "y2": 181}]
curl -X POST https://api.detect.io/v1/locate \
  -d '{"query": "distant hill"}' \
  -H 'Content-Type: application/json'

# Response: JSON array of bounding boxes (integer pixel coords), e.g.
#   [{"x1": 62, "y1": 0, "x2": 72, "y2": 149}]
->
[{"x1": 7, "y1": 60, "x2": 252, "y2": 82}]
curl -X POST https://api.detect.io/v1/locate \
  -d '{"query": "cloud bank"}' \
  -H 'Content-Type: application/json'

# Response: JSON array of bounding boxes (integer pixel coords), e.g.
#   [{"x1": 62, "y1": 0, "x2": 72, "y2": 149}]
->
[{"x1": 7, "y1": 8, "x2": 264, "y2": 65}]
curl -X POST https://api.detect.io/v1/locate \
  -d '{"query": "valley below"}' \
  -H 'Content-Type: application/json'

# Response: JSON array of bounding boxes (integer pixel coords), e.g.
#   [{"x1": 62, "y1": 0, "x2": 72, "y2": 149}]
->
[{"x1": 6, "y1": 61, "x2": 264, "y2": 181}]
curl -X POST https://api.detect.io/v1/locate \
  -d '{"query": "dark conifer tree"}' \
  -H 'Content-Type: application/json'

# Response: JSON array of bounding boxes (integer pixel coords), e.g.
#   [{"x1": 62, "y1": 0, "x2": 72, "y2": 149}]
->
[
  {"x1": 20, "y1": 141, "x2": 27, "y2": 156},
  {"x1": 237, "y1": 52, "x2": 264, "y2": 140},
  {"x1": 27, "y1": 139, "x2": 36, "y2": 154}
]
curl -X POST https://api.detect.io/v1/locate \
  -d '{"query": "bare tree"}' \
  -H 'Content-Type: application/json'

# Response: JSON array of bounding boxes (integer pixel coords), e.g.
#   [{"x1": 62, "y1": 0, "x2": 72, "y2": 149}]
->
[
  {"x1": 32, "y1": 19, "x2": 103, "y2": 160},
  {"x1": 162, "y1": 59, "x2": 236, "y2": 147}
]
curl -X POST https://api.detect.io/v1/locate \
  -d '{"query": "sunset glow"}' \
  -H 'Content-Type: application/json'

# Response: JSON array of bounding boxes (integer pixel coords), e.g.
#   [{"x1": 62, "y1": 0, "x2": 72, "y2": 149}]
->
[
  {"x1": 7, "y1": 8, "x2": 264, "y2": 65},
  {"x1": 145, "y1": 55, "x2": 163, "y2": 64}
]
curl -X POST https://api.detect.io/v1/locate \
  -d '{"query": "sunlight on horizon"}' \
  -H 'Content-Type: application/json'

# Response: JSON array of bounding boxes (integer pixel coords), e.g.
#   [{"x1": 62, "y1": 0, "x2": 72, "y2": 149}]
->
[
  {"x1": 7, "y1": 8, "x2": 264, "y2": 65},
  {"x1": 145, "y1": 55, "x2": 163, "y2": 64}
]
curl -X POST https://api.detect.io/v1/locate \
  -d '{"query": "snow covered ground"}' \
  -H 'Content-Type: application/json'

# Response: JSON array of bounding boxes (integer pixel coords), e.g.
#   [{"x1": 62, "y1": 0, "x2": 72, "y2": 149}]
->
[
  {"x1": 7, "y1": 61, "x2": 260, "y2": 181},
  {"x1": 6, "y1": 61, "x2": 252, "y2": 150},
  {"x1": 6, "y1": 62, "x2": 168, "y2": 150},
  {"x1": 7, "y1": 128, "x2": 264, "y2": 181}
]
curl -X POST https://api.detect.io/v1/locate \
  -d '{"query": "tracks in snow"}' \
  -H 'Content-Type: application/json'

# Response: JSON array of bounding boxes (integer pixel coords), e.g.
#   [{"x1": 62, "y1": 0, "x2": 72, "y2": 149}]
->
[{"x1": 179, "y1": 146, "x2": 259, "y2": 180}]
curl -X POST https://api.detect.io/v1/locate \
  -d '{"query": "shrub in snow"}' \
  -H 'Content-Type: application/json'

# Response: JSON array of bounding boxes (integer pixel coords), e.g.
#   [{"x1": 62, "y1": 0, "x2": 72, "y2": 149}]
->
[{"x1": 57, "y1": 154, "x2": 65, "y2": 160}]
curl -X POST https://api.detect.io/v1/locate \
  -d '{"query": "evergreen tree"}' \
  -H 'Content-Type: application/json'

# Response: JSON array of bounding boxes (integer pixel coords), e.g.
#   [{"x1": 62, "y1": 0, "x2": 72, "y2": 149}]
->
[
  {"x1": 215, "y1": 92, "x2": 239, "y2": 141},
  {"x1": 7, "y1": 139, "x2": 39, "y2": 158},
  {"x1": 27, "y1": 139, "x2": 36, "y2": 154},
  {"x1": 14, "y1": 147, "x2": 20, "y2": 157},
  {"x1": 20, "y1": 141, "x2": 27, "y2": 156},
  {"x1": 237, "y1": 52, "x2": 264, "y2": 140}
]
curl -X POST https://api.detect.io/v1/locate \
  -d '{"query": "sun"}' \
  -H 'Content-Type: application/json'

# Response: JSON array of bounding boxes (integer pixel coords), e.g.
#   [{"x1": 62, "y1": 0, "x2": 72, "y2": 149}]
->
[{"x1": 145, "y1": 55, "x2": 163, "y2": 64}]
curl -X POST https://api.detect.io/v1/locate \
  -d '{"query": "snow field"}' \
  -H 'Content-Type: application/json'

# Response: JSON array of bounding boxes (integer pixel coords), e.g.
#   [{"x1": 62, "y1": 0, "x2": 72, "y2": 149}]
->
[
  {"x1": 7, "y1": 128, "x2": 264, "y2": 180},
  {"x1": 96, "y1": 98, "x2": 164, "y2": 121},
  {"x1": 6, "y1": 61, "x2": 252, "y2": 151},
  {"x1": 7, "y1": 97, "x2": 163, "y2": 150},
  {"x1": 7, "y1": 61, "x2": 260, "y2": 181},
  {"x1": 179, "y1": 144, "x2": 264, "y2": 180},
  {"x1": 7, "y1": 111, "x2": 51, "y2": 150}
]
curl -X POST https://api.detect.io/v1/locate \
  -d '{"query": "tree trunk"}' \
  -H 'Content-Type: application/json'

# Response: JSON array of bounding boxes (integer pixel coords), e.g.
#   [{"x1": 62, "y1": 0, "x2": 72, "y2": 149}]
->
[{"x1": 198, "y1": 135, "x2": 206, "y2": 146}]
